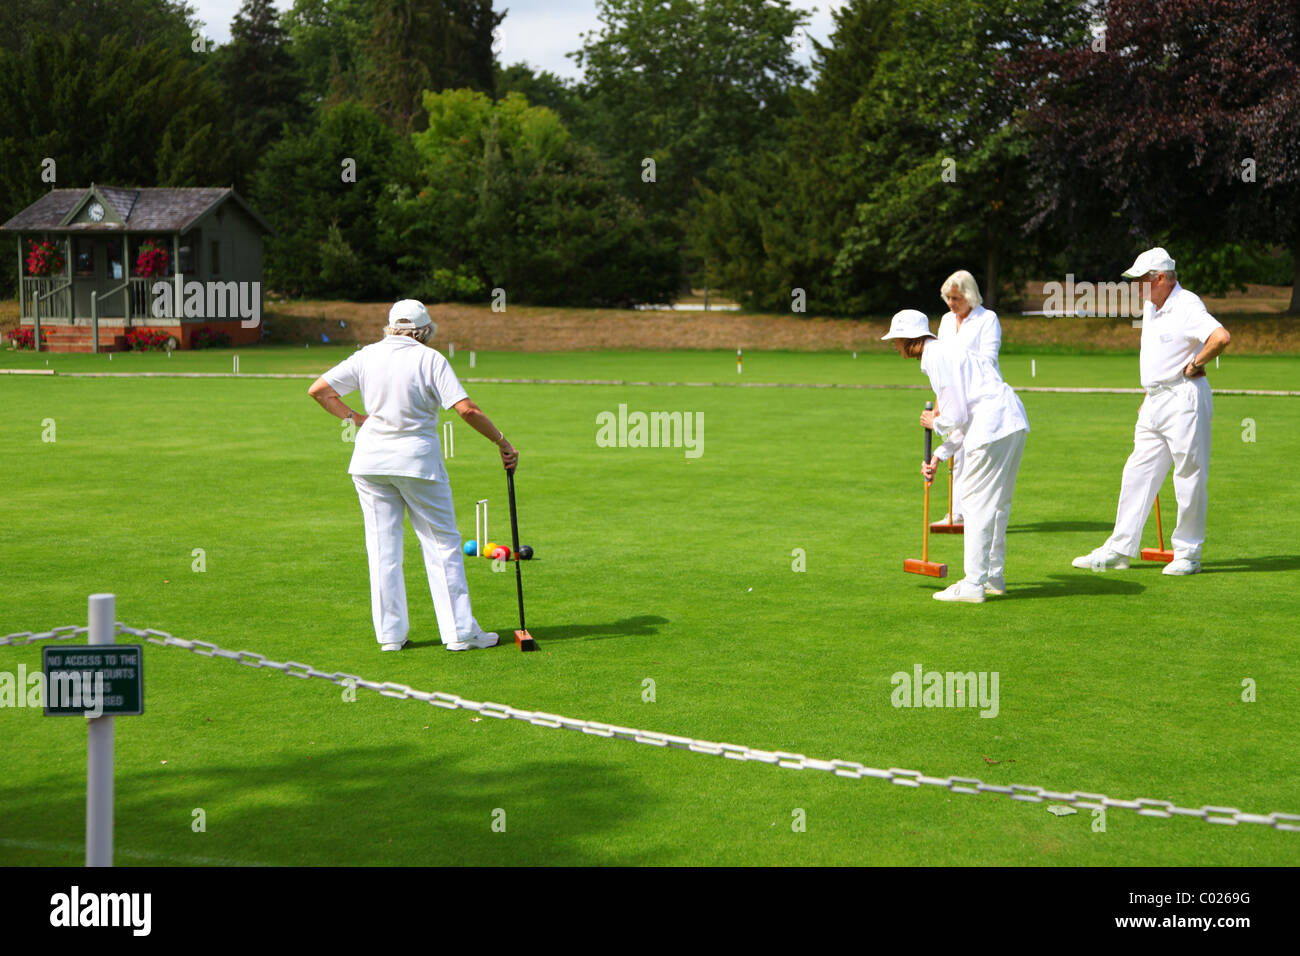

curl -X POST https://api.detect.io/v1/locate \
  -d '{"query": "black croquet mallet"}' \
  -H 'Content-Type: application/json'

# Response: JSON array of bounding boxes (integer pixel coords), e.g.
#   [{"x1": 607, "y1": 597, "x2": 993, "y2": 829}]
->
[{"x1": 505, "y1": 466, "x2": 538, "y2": 651}]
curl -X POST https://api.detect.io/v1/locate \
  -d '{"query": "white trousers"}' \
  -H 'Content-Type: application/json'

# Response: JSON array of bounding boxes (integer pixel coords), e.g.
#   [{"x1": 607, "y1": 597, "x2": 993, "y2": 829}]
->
[
  {"x1": 958, "y1": 429, "x2": 1027, "y2": 587},
  {"x1": 352, "y1": 474, "x2": 484, "y2": 646},
  {"x1": 949, "y1": 445, "x2": 966, "y2": 518},
  {"x1": 1104, "y1": 377, "x2": 1212, "y2": 561}
]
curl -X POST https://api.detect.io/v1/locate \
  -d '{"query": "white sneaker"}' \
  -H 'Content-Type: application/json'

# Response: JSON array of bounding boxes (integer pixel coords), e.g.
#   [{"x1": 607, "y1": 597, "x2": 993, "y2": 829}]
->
[
  {"x1": 1071, "y1": 547, "x2": 1129, "y2": 571},
  {"x1": 1162, "y1": 558, "x2": 1201, "y2": 576},
  {"x1": 985, "y1": 577, "x2": 1006, "y2": 595},
  {"x1": 933, "y1": 581, "x2": 985, "y2": 603},
  {"x1": 447, "y1": 631, "x2": 500, "y2": 651},
  {"x1": 931, "y1": 513, "x2": 964, "y2": 525},
  {"x1": 380, "y1": 641, "x2": 406, "y2": 652}
]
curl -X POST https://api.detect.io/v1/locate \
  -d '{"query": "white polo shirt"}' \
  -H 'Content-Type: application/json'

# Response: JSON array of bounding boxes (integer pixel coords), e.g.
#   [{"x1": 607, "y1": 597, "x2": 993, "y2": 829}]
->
[
  {"x1": 937, "y1": 304, "x2": 1001, "y2": 370},
  {"x1": 322, "y1": 336, "x2": 469, "y2": 480},
  {"x1": 922, "y1": 337, "x2": 1028, "y2": 461},
  {"x1": 1139, "y1": 284, "x2": 1222, "y2": 387}
]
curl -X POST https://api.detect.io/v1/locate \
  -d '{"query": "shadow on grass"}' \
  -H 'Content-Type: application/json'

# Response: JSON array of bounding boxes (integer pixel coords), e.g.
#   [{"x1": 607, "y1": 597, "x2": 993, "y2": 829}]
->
[
  {"x1": 0, "y1": 743, "x2": 672, "y2": 866},
  {"x1": 1007, "y1": 520, "x2": 1114, "y2": 534},
  {"x1": 377, "y1": 615, "x2": 668, "y2": 650},
  {"x1": 535, "y1": 615, "x2": 669, "y2": 642},
  {"x1": 999, "y1": 573, "x2": 1145, "y2": 600},
  {"x1": 1201, "y1": 555, "x2": 1300, "y2": 574}
]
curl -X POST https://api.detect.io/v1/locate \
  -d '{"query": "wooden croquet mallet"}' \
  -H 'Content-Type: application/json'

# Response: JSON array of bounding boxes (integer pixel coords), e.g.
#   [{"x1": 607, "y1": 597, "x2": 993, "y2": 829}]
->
[
  {"x1": 1136, "y1": 398, "x2": 1174, "y2": 563},
  {"x1": 930, "y1": 456, "x2": 964, "y2": 534},
  {"x1": 1141, "y1": 494, "x2": 1175, "y2": 563},
  {"x1": 904, "y1": 401, "x2": 948, "y2": 578}
]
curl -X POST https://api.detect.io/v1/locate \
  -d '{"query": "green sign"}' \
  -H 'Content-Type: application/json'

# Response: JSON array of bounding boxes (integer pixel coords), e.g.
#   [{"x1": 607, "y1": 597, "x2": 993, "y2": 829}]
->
[{"x1": 42, "y1": 645, "x2": 144, "y2": 716}]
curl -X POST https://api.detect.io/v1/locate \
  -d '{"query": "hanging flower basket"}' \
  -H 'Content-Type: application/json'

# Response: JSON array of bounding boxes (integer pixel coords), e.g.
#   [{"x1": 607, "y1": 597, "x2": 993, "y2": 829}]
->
[
  {"x1": 135, "y1": 239, "x2": 170, "y2": 278},
  {"x1": 25, "y1": 239, "x2": 65, "y2": 277}
]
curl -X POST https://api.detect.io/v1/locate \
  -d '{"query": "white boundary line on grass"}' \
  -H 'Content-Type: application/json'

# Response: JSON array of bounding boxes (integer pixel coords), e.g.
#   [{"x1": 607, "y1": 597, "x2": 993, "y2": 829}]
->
[
  {"x1": 15, "y1": 370, "x2": 1299, "y2": 396},
  {"x1": 4, "y1": 623, "x2": 1298, "y2": 833}
]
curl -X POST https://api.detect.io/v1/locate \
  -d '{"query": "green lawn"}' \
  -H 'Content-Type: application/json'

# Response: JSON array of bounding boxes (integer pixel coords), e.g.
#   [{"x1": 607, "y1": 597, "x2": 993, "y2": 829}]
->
[
  {"x1": 1, "y1": 350, "x2": 1297, "y2": 865},
  {"x1": 3, "y1": 342, "x2": 1298, "y2": 392}
]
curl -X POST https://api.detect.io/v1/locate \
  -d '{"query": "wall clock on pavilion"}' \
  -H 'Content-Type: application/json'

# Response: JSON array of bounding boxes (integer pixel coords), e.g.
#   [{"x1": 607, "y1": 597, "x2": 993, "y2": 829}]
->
[{"x1": 88, "y1": 202, "x2": 105, "y2": 222}]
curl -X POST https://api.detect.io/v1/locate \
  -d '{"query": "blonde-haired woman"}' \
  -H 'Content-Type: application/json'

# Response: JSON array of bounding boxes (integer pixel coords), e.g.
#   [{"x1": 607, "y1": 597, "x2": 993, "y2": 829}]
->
[{"x1": 934, "y1": 270, "x2": 1002, "y2": 527}]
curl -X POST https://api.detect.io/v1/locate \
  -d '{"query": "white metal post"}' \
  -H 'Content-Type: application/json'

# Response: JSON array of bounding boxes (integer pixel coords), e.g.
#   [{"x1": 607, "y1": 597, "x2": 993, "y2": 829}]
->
[
  {"x1": 476, "y1": 499, "x2": 488, "y2": 556},
  {"x1": 86, "y1": 593, "x2": 115, "y2": 867}
]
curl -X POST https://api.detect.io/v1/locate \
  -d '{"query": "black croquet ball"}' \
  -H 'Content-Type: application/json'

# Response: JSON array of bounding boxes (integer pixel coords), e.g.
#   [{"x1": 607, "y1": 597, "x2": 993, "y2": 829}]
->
[{"x1": 517, "y1": 545, "x2": 534, "y2": 560}]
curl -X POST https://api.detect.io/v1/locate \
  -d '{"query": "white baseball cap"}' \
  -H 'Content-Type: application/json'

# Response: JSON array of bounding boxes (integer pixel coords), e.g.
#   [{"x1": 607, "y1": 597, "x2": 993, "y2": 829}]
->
[
  {"x1": 881, "y1": 309, "x2": 936, "y2": 340},
  {"x1": 388, "y1": 299, "x2": 433, "y2": 328},
  {"x1": 1121, "y1": 247, "x2": 1176, "y2": 278}
]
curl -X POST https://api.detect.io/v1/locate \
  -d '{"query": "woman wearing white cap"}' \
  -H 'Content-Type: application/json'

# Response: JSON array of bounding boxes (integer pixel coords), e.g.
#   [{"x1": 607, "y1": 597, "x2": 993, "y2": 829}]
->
[
  {"x1": 883, "y1": 309, "x2": 1029, "y2": 602},
  {"x1": 934, "y1": 270, "x2": 1002, "y2": 527},
  {"x1": 308, "y1": 299, "x2": 518, "y2": 650}
]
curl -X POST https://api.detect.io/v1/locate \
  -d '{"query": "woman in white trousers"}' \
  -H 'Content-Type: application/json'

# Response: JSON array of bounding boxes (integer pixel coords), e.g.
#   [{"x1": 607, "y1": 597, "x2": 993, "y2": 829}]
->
[
  {"x1": 884, "y1": 309, "x2": 1029, "y2": 603},
  {"x1": 934, "y1": 270, "x2": 1002, "y2": 527},
  {"x1": 309, "y1": 300, "x2": 518, "y2": 650}
]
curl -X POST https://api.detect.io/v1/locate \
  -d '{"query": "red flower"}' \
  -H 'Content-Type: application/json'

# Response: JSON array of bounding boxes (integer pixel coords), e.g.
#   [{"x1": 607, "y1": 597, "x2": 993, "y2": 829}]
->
[{"x1": 25, "y1": 240, "x2": 64, "y2": 277}]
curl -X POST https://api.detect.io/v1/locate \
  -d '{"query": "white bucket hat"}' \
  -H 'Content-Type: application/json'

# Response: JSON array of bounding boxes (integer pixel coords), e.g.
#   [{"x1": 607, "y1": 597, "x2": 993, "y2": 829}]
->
[
  {"x1": 388, "y1": 299, "x2": 434, "y2": 329},
  {"x1": 881, "y1": 309, "x2": 936, "y2": 340},
  {"x1": 1121, "y1": 247, "x2": 1176, "y2": 278}
]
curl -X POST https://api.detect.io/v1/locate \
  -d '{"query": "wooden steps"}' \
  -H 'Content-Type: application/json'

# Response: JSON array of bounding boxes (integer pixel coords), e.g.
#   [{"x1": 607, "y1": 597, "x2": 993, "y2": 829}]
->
[{"x1": 31, "y1": 325, "x2": 128, "y2": 352}]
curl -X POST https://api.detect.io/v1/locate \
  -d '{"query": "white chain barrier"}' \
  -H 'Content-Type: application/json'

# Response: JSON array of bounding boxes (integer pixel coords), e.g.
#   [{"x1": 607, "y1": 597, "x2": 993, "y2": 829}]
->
[{"x1": 5, "y1": 624, "x2": 1298, "y2": 832}]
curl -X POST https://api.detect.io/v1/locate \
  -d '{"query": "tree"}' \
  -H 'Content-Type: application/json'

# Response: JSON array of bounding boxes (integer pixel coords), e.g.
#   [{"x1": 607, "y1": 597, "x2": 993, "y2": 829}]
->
[
  {"x1": 283, "y1": 0, "x2": 375, "y2": 108},
  {"x1": 831, "y1": 0, "x2": 1094, "y2": 310},
  {"x1": 212, "y1": 0, "x2": 307, "y2": 191},
  {"x1": 249, "y1": 100, "x2": 417, "y2": 297},
  {"x1": 384, "y1": 89, "x2": 680, "y2": 306},
  {"x1": 0, "y1": 0, "x2": 201, "y2": 56},
  {"x1": 495, "y1": 62, "x2": 580, "y2": 125},
  {"x1": 571, "y1": 0, "x2": 811, "y2": 236},
  {"x1": 1017, "y1": 0, "x2": 1300, "y2": 309},
  {"x1": 690, "y1": 0, "x2": 1091, "y2": 314},
  {"x1": 0, "y1": 31, "x2": 234, "y2": 205},
  {"x1": 362, "y1": 0, "x2": 502, "y2": 133}
]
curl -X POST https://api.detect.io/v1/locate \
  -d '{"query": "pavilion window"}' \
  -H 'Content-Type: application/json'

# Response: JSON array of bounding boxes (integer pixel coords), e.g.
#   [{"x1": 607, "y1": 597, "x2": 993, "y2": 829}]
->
[
  {"x1": 75, "y1": 238, "x2": 94, "y2": 276},
  {"x1": 107, "y1": 239, "x2": 123, "y2": 280}
]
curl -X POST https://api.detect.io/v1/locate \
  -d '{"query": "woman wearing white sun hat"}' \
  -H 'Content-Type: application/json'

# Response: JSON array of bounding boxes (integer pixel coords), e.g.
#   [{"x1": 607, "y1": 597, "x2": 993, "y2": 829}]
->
[
  {"x1": 884, "y1": 308, "x2": 1028, "y2": 602},
  {"x1": 934, "y1": 269, "x2": 1002, "y2": 527},
  {"x1": 308, "y1": 299, "x2": 518, "y2": 650}
]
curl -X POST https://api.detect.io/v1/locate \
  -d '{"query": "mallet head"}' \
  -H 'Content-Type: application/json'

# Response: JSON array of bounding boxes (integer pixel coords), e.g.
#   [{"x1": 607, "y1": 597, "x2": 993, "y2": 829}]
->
[{"x1": 904, "y1": 559, "x2": 948, "y2": 578}]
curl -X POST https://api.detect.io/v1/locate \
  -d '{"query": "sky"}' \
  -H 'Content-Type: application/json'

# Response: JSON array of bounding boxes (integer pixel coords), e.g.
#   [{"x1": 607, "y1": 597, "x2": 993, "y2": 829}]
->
[{"x1": 191, "y1": 0, "x2": 845, "y2": 82}]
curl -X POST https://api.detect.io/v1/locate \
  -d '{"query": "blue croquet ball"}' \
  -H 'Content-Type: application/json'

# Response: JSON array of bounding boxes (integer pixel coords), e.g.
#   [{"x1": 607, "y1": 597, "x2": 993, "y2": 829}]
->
[
  {"x1": 518, "y1": 545, "x2": 534, "y2": 560},
  {"x1": 463, "y1": 540, "x2": 478, "y2": 556}
]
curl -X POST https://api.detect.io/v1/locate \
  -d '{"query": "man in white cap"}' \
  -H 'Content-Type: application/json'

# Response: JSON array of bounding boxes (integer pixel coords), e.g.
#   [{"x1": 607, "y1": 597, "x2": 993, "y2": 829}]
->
[
  {"x1": 1072, "y1": 248, "x2": 1231, "y2": 576},
  {"x1": 884, "y1": 309, "x2": 1030, "y2": 602},
  {"x1": 934, "y1": 269, "x2": 1003, "y2": 527},
  {"x1": 308, "y1": 299, "x2": 519, "y2": 650}
]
